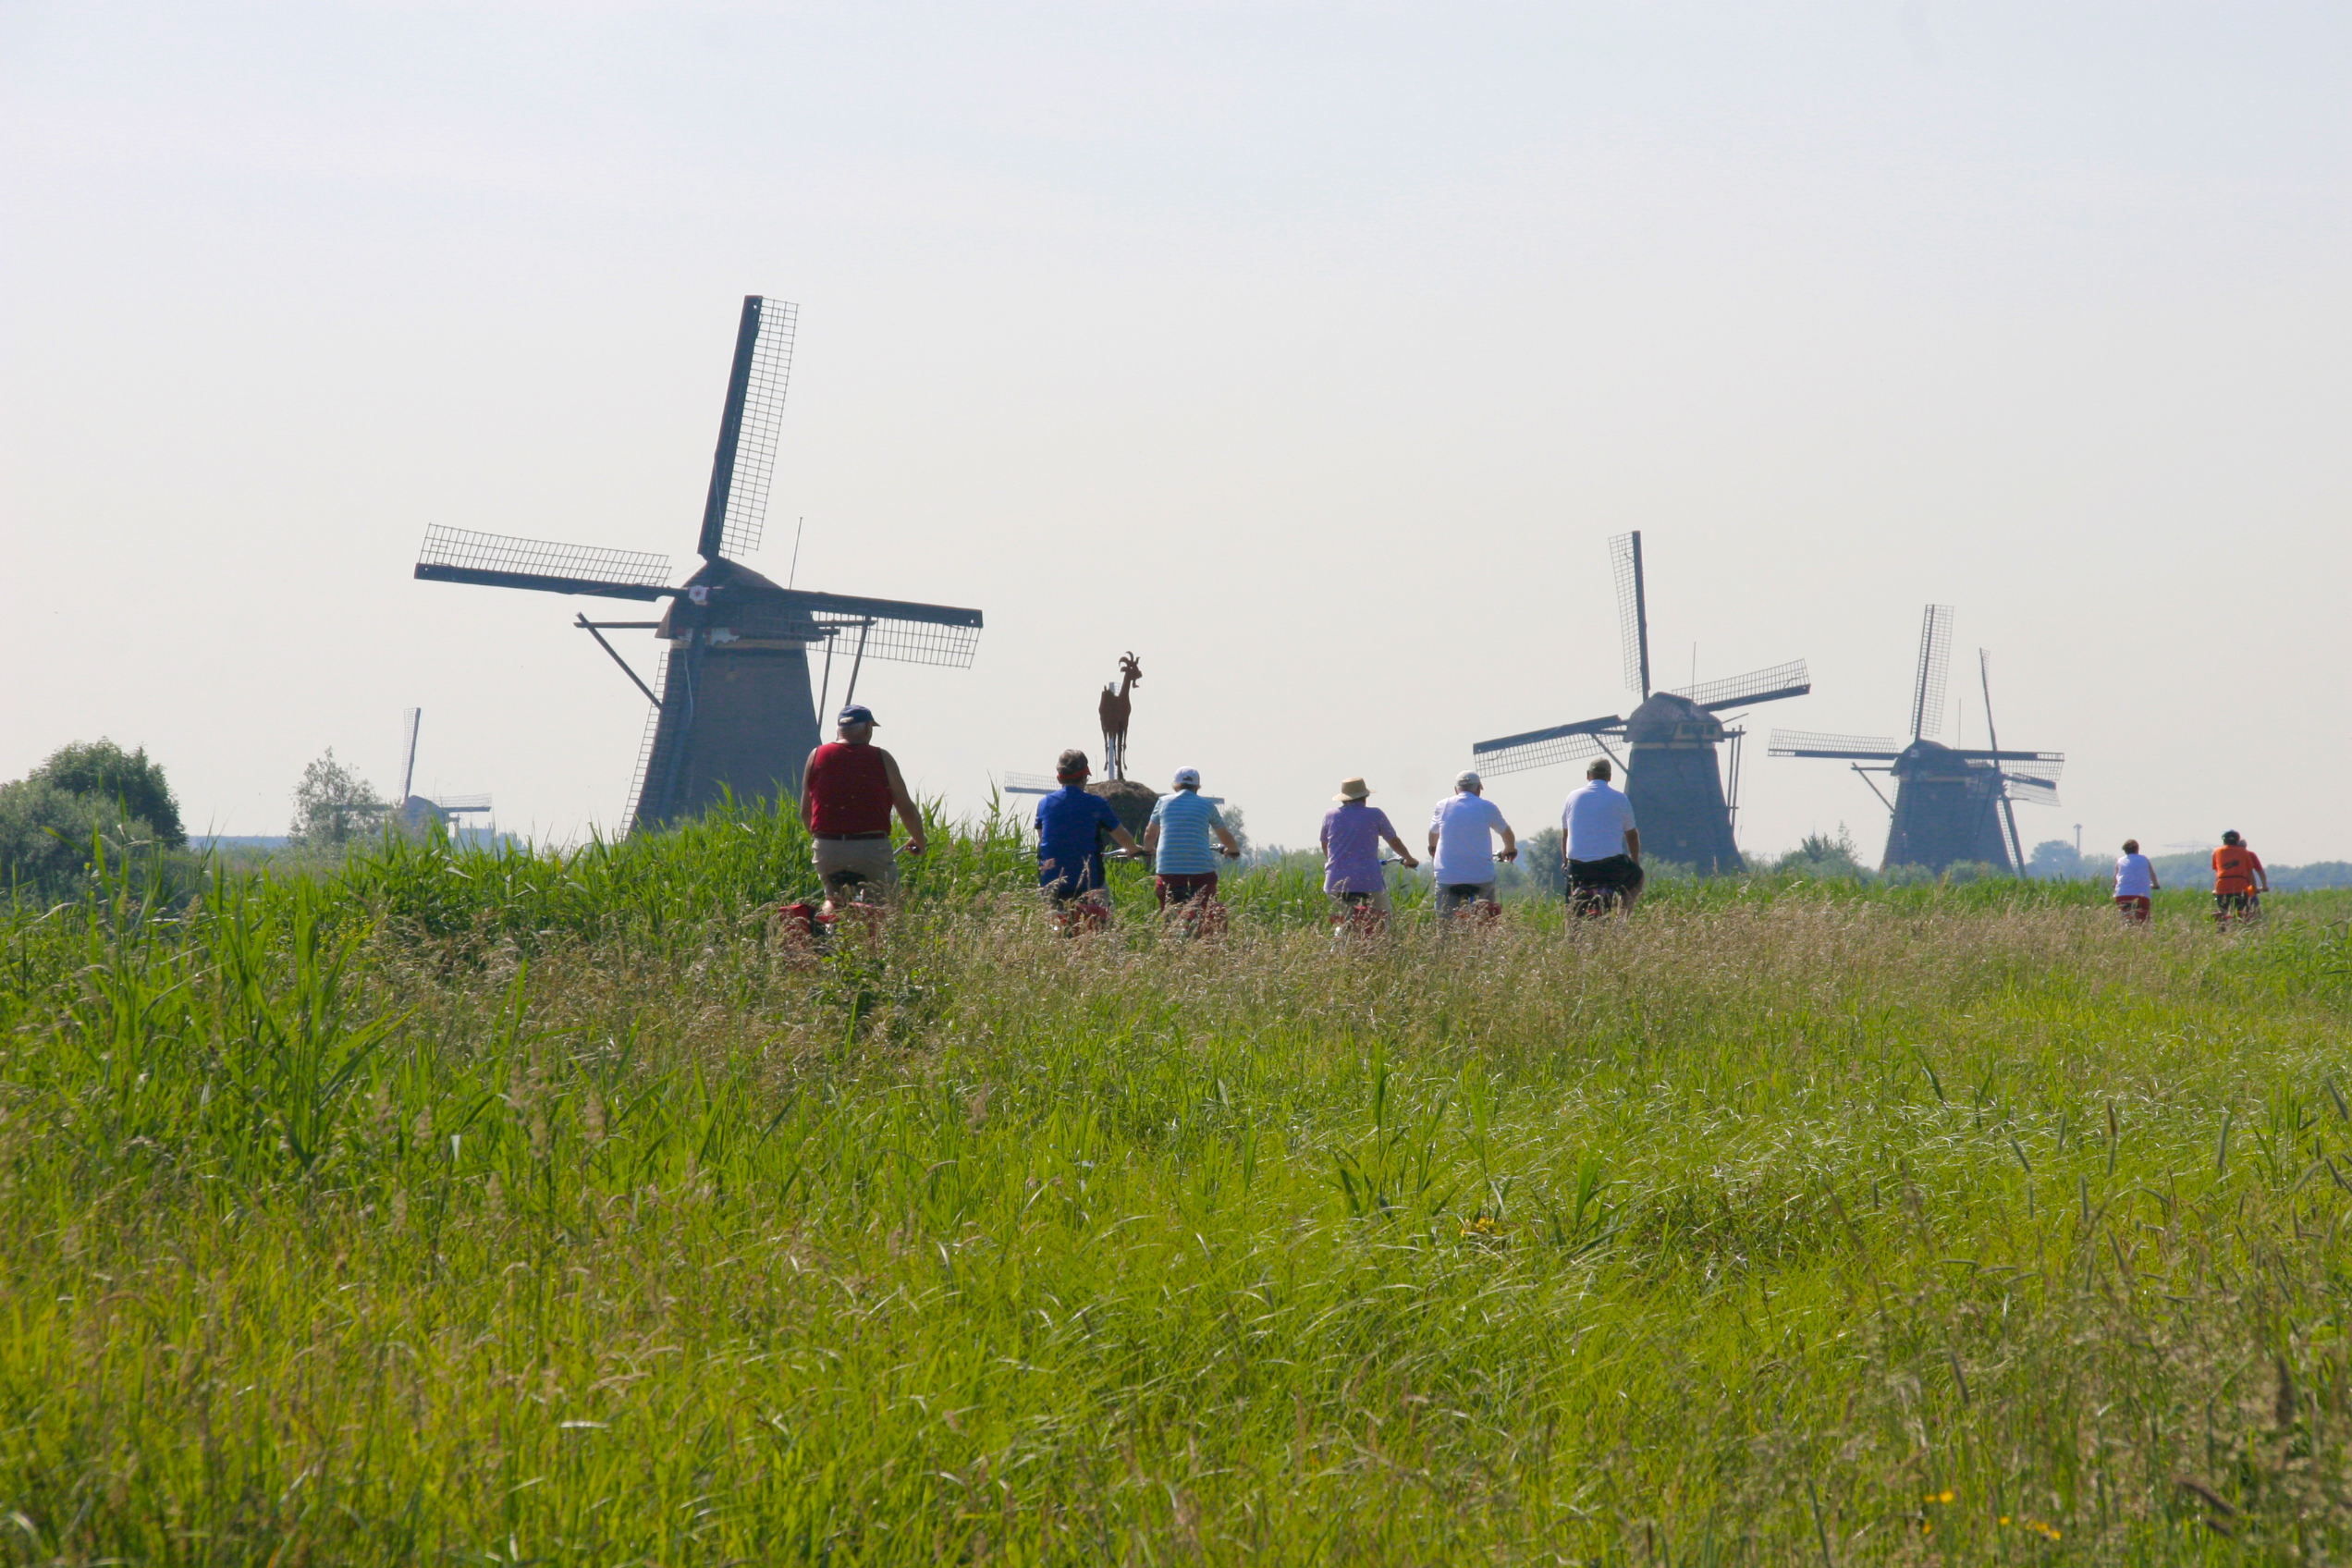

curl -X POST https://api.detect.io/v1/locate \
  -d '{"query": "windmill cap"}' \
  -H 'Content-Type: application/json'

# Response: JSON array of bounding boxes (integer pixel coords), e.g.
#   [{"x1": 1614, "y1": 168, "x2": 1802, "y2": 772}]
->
[{"x1": 837, "y1": 704, "x2": 877, "y2": 727}]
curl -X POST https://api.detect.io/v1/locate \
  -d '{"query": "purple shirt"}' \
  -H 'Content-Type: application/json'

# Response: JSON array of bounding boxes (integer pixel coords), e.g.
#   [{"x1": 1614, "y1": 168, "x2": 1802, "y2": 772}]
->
[{"x1": 1320, "y1": 802, "x2": 1397, "y2": 893}]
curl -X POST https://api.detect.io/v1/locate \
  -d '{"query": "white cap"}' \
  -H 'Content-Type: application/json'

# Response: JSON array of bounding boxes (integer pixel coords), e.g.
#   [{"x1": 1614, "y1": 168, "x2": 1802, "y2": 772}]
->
[
  {"x1": 1455, "y1": 769, "x2": 1482, "y2": 790},
  {"x1": 1172, "y1": 767, "x2": 1202, "y2": 788}
]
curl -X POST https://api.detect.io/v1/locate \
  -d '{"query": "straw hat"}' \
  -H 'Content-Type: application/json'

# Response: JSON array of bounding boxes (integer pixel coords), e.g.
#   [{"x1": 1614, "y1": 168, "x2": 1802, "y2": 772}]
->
[{"x1": 1334, "y1": 777, "x2": 1372, "y2": 802}]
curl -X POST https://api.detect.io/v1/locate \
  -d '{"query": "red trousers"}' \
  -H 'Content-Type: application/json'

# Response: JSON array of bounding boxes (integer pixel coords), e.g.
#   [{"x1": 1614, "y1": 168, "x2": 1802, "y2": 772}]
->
[{"x1": 2114, "y1": 895, "x2": 2150, "y2": 923}]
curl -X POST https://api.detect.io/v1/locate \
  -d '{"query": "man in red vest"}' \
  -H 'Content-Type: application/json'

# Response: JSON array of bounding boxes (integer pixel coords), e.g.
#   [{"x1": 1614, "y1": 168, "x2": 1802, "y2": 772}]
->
[{"x1": 801, "y1": 704, "x2": 926, "y2": 904}]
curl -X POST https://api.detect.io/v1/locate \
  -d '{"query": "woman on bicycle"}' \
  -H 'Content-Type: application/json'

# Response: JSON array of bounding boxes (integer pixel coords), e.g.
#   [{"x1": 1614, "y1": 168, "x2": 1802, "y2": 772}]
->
[{"x1": 1321, "y1": 778, "x2": 1418, "y2": 925}]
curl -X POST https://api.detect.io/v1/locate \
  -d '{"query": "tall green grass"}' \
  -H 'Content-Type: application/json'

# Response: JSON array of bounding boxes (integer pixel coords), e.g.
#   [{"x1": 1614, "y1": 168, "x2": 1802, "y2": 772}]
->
[{"x1": 2, "y1": 804, "x2": 2348, "y2": 1562}]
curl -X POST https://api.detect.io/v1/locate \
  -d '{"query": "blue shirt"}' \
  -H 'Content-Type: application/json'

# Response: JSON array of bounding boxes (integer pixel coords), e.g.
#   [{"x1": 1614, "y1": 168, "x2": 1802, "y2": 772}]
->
[
  {"x1": 1147, "y1": 789, "x2": 1228, "y2": 875},
  {"x1": 1035, "y1": 787, "x2": 1122, "y2": 891}
]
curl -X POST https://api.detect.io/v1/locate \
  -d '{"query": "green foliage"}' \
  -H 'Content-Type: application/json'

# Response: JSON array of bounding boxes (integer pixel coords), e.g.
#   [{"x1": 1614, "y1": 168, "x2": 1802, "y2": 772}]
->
[
  {"x1": 1775, "y1": 824, "x2": 1872, "y2": 882},
  {"x1": 1517, "y1": 825, "x2": 1565, "y2": 895},
  {"x1": 0, "y1": 777, "x2": 161, "y2": 900},
  {"x1": 287, "y1": 747, "x2": 387, "y2": 846},
  {"x1": 4, "y1": 804, "x2": 2351, "y2": 1560},
  {"x1": 27, "y1": 738, "x2": 185, "y2": 848},
  {"x1": 2027, "y1": 836, "x2": 2087, "y2": 879}
]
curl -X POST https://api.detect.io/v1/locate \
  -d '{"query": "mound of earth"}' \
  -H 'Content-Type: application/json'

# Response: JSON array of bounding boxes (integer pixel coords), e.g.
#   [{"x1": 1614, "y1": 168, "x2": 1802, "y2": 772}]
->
[{"x1": 1086, "y1": 779, "x2": 1161, "y2": 839}]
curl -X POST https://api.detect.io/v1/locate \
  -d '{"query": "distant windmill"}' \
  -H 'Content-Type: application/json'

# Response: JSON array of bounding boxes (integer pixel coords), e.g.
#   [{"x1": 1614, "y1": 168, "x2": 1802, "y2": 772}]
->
[
  {"x1": 1767, "y1": 606, "x2": 2063, "y2": 873},
  {"x1": 394, "y1": 707, "x2": 493, "y2": 831},
  {"x1": 1469, "y1": 532, "x2": 1810, "y2": 873},
  {"x1": 411, "y1": 297, "x2": 984, "y2": 832}
]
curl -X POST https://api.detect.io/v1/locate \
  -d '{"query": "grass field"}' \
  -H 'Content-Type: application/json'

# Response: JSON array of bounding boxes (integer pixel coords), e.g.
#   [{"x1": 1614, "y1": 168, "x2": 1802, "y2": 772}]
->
[{"x1": 4, "y1": 802, "x2": 2349, "y2": 1563}]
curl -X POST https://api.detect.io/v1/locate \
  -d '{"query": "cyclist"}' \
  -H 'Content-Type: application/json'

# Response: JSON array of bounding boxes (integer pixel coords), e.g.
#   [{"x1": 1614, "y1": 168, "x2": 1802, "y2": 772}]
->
[
  {"x1": 2113, "y1": 839, "x2": 2158, "y2": 924},
  {"x1": 1321, "y1": 777, "x2": 1417, "y2": 925},
  {"x1": 1427, "y1": 769, "x2": 1516, "y2": 922},
  {"x1": 801, "y1": 703, "x2": 925, "y2": 912},
  {"x1": 1561, "y1": 758, "x2": 1641, "y2": 917},
  {"x1": 1140, "y1": 767, "x2": 1241, "y2": 915},
  {"x1": 1034, "y1": 749, "x2": 1144, "y2": 929},
  {"x1": 2211, "y1": 830, "x2": 2268, "y2": 927}
]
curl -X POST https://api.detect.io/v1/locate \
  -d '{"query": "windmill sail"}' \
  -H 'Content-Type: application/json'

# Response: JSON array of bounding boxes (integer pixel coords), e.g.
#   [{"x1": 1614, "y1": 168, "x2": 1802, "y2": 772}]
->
[
  {"x1": 416, "y1": 526, "x2": 672, "y2": 600},
  {"x1": 398, "y1": 708, "x2": 422, "y2": 802},
  {"x1": 2000, "y1": 773, "x2": 2061, "y2": 807},
  {"x1": 1610, "y1": 532, "x2": 1650, "y2": 697},
  {"x1": 782, "y1": 589, "x2": 984, "y2": 668},
  {"x1": 1909, "y1": 604, "x2": 1953, "y2": 740},
  {"x1": 1767, "y1": 730, "x2": 1905, "y2": 760},
  {"x1": 1673, "y1": 659, "x2": 1811, "y2": 712},
  {"x1": 696, "y1": 296, "x2": 798, "y2": 562},
  {"x1": 1470, "y1": 715, "x2": 1622, "y2": 776}
]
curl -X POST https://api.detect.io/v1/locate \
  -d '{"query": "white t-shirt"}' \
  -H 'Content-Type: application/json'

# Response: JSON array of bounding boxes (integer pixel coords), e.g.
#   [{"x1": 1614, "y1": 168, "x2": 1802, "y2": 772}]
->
[
  {"x1": 2113, "y1": 853, "x2": 2154, "y2": 898},
  {"x1": 1428, "y1": 791, "x2": 1511, "y2": 885},
  {"x1": 1562, "y1": 779, "x2": 1637, "y2": 863}
]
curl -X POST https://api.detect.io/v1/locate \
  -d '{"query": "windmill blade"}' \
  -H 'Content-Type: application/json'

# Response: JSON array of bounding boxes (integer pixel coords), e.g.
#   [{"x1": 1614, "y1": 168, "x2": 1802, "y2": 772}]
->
[
  {"x1": 1909, "y1": 604, "x2": 1954, "y2": 740},
  {"x1": 429, "y1": 794, "x2": 494, "y2": 814},
  {"x1": 416, "y1": 526, "x2": 672, "y2": 600},
  {"x1": 1999, "y1": 774, "x2": 2061, "y2": 807},
  {"x1": 1768, "y1": 729, "x2": 1904, "y2": 760},
  {"x1": 696, "y1": 296, "x2": 799, "y2": 562},
  {"x1": 1609, "y1": 532, "x2": 1650, "y2": 697},
  {"x1": 783, "y1": 588, "x2": 984, "y2": 669},
  {"x1": 1471, "y1": 715, "x2": 1623, "y2": 777},
  {"x1": 1992, "y1": 752, "x2": 2064, "y2": 785},
  {"x1": 1000, "y1": 772, "x2": 1058, "y2": 796},
  {"x1": 398, "y1": 708, "x2": 422, "y2": 802},
  {"x1": 1674, "y1": 659, "x2": 1810, "y2": 712}
]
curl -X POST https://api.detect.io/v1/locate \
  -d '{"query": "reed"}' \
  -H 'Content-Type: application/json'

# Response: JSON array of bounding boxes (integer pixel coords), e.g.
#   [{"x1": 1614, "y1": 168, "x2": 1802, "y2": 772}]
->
[{"x1": 1, "y1": 803, "x2": 2346, "y2": 1562}]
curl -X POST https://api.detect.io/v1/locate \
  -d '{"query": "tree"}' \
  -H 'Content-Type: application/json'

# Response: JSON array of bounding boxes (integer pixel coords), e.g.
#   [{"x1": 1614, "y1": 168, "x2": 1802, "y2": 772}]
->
[
  {"x1": 2026, "y1": 839, "x2": 2085, "y2": 880},
  {"x1": 1777, "y1": 826, "x2": 1871, "y2": 881},
  {"x1": 1218, "y1": 805, "x2": 1254, "y2": 864},
  {"x1": 29, "y1": 739, "x2": 184, "y2": 847},
  {"x1": 0, "y1": 778, "x2": 158, "y2": 898},
  {"x1": 288, "y1": 750, "x2": 387, "y2": 847},
  {"x1": 1518, "y1": 827, "x2": 1567, "y2": 896}
]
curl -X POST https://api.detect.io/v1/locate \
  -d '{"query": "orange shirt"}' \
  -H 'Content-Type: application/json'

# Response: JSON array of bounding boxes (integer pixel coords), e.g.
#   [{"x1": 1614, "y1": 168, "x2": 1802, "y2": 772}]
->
[{"x1": 2211, "y1": 844, "x2": 2264, "y2": 894}]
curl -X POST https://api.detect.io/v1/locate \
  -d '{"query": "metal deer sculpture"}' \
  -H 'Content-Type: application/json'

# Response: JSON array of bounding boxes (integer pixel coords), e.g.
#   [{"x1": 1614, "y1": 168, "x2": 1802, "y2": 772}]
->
[{"x1": 1098, "y1": 652, "x2": 1142, "y2": 781}]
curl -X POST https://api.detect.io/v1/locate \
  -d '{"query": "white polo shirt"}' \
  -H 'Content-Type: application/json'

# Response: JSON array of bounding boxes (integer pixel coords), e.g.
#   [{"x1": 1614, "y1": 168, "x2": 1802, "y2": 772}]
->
[
  {"x1": 1562, "y1": 779, "x2": 1637, "y2": 863},
  {"x1": 1428, "y1": 791, "x2": 1511, "y2": 885}
]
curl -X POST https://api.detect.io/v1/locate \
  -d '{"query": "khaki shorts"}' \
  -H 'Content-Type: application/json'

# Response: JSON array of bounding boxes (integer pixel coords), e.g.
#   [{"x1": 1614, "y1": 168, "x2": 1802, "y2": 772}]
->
[
  {"x1": 814, "y1": 836, "x2": 900, "y2": 894},
  {"x1": 1434, "y1": 881, "x2": 1497, "y2": 915}
]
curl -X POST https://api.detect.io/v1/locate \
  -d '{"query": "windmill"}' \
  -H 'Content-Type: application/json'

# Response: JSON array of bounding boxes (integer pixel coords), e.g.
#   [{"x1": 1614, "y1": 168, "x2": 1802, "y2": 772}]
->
[
  {"x1": 1469, "y1": 532, "x2": 1810, "y2": 873},
  {"x1": 393, "y1": 707, "x2": 494, "y2": 832},
  {"x1": 411, "y1": 297, "x2": 984, "y2": 832},
  {"x1": 1766, "y1": 606, "x2": 2063, "y2": 873}
]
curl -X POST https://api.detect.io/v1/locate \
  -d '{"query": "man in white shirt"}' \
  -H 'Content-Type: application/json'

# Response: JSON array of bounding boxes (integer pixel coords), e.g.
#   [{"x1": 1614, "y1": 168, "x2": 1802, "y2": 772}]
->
[
  {"x1": 1561, "y1": 758, "x2": 1642, "y2": 915},
  {"x1": 1427, "y1": 770, "x2": 1517, "y2": 919},
  {"x1": 2113, "y1": 837, "x2": 2159, "y2": 924}
]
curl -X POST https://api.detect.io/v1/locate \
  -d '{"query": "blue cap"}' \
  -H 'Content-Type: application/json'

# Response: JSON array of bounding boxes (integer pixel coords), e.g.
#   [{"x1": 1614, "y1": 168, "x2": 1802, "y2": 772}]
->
[{"x1": 838, "y1": 704, "x2": 878, "y2": 727}]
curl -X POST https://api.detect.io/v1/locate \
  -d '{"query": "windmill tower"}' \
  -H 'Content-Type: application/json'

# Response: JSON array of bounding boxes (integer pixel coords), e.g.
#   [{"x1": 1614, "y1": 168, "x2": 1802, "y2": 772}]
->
[
  {"x1": 1469, "y1": 532, "x2": 1811, "y2": 873},
  {"x1": 393, "y1": 707, "x2": 494, "y2": 833},
  {"x1": 411, "y1": 297, "x2": 984, "y2": 832},
  {"x1": 1767, "y1": 606, "x2": 2062, "y2": 874}
]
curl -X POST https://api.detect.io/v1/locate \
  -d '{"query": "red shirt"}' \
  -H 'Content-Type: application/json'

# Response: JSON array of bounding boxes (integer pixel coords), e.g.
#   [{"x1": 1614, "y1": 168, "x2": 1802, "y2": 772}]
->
[
  {"x1": 805, "y1": 743, "x2": 893, "y2": 835},
  {"x1": 2211, "y1": 844, "x2": 2264, "y2": 894}
]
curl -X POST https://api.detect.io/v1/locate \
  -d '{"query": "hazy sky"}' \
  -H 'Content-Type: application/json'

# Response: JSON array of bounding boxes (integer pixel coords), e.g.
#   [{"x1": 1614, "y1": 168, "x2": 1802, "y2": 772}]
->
[{"x1": 6, "y1": 3, "x2": 2347, "y2": 861}]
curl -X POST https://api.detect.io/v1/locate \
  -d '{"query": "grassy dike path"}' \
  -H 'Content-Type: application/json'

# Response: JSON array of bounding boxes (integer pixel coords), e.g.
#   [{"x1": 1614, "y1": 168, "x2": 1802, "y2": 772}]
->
[{"x1": 3, "y1": 806, "x2": 2349, "y2": 1562}]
